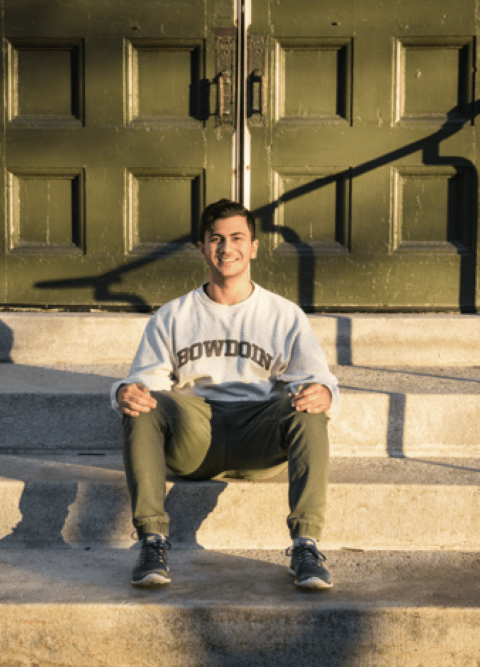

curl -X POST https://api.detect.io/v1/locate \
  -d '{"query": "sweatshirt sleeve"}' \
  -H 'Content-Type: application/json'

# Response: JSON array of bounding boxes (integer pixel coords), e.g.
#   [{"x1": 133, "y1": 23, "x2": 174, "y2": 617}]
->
[
  {"x1": 276, "y1": 310, "x2": 339, "y2": 408},
  {"x1": 110, "y1": 310, "x2": 175, "y2": 415}
]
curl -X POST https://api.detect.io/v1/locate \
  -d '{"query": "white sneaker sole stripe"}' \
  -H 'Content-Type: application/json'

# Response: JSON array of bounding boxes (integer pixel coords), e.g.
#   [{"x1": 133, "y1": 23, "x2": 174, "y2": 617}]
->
[
  {"x1": 132, "y1": 572, "x2": 171, "y2": 587},
  {"x1": 288, "y1": 567, "x2": 333, "y2": 589}
]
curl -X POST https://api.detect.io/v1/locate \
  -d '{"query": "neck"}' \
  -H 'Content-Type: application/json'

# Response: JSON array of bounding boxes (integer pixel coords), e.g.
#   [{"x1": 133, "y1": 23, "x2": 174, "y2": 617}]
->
[{"x1": 205, "y1": 278, "x2": 254, "y2": 305}]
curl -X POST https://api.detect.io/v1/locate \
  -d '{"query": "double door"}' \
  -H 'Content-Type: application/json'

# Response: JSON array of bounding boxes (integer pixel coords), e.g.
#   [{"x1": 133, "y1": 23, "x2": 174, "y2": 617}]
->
[{"x1": 1, "y1": 0, "x2": 478, "y2": 310}]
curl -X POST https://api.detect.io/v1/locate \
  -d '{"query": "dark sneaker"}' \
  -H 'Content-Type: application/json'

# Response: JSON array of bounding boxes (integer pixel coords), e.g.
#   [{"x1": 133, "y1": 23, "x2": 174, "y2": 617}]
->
[
  {"x1": 132, "y1": 534, "x2": 171, "y2": 587},
  {"x1": 286, "y1": 538, "x2": 333, "y2": 590}
]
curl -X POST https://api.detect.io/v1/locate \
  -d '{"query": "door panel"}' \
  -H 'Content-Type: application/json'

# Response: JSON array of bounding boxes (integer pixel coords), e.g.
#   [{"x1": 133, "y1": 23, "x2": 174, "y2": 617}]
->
[
  {"x1": 1, "y1": 0, "x2": 235, "y2": 308},
  {"x1": 249, "y1": 0, "x2": 479, "y2": 310}
]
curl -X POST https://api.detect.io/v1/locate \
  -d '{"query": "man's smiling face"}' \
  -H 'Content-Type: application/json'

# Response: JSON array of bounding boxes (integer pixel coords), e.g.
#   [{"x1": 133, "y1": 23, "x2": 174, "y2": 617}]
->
[{"x1": 198, "y1": 215, "x2": 258, "y2": 282}]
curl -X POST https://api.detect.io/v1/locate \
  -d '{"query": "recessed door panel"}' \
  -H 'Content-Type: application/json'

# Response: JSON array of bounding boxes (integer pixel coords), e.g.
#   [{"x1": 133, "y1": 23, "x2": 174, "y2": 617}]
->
[
  {"x1": 0, "y1": 0, "x2": 235, "y2": 308},
  {"x1": 249, "y1": 0, "x2": 479, "y2": 310}
]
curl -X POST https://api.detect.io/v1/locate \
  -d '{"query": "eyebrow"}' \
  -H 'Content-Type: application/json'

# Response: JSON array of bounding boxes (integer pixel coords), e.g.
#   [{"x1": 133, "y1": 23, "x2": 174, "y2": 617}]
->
[{"x1": 209, "y1": 230, "x2": 247, "y2": 238}]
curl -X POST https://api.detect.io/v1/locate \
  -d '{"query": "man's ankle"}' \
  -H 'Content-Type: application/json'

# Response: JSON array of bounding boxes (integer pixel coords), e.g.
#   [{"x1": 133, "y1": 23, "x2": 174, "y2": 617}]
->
[{"x1": 293, "y1": 536, "x2": 318, "y2": 546}]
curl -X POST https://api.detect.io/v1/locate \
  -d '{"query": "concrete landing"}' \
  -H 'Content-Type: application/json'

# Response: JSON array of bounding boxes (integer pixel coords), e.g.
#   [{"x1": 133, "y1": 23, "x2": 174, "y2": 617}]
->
[
  {"x1": 1, "y1": 455, "x2": 479, "y2": 550},
  {"x1": 1, "y1": 548, "x2": 479, "y2": 607},
  {"x1": 0, "y1": 549, "x2": 478, "y2": 666}
]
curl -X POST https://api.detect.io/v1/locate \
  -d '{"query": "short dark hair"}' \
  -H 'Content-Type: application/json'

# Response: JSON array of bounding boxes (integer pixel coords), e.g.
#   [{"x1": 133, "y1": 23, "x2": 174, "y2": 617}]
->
[{"x1": 198, "y1": 199, "x2": 256, "y2": 243}]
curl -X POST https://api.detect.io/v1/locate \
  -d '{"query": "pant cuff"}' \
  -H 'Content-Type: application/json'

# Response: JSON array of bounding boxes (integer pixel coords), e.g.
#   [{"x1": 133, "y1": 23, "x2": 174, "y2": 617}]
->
[
  {"x1": 135, "y1": 519, "x2": 169, "y2": 540},
  {"x1": 289, "y1": 522, "x2": 322, "y2": 542}
]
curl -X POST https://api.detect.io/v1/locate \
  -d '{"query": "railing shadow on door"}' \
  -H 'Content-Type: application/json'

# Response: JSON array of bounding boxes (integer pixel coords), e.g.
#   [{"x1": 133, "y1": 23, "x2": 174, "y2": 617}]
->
[
  {"x1": 34, "y1": 101, "x2": 480, "y2": 314},
  {"x1": 251, "y1": 99, "x2": 480, "y2": 314},
  {"x1": 35, "y1": 235, "x2": 192, "y2": 311}
]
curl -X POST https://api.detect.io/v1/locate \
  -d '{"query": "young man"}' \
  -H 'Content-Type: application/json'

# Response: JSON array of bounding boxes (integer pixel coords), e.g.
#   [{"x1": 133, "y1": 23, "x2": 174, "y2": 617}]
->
[{"x1": 111, "y1": 199, "x2": 339, "y2": 590}]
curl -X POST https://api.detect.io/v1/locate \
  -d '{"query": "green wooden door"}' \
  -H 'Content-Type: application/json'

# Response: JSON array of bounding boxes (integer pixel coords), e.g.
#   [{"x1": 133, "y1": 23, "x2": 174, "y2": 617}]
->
[
  {"x1": 248, "y1": 0, "x2": 480, "y2": 310},
  {"x1": 0, "y1": 0, "x2": 236, "y2": 308},
  {"x1": 1, "y1": 0, "x2": 479, "y2": 311}
]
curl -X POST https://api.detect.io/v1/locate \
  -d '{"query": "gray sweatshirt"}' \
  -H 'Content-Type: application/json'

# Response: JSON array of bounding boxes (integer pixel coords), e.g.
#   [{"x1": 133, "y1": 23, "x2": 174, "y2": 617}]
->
[{"x1": 111, "y1": 283, "x2": 339, "y2": 414}]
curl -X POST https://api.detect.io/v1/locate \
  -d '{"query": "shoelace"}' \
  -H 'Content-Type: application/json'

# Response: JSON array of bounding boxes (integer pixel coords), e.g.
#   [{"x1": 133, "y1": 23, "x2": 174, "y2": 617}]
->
[
  {"x1": 286, "y1": 540, "x2": 327, "y2": 566},
  {"x1": 140, "y1": 538, "x2": 171, "y2": 567}
]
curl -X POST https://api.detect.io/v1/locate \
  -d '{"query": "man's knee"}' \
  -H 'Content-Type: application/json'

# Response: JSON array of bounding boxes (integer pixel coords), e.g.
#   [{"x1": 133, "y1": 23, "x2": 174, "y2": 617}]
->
[
  {"x1": 290, "y1": 409, "x2": 329, "y2": 442},
  {"x1": 282, "y1": 406, "x2": 329, "y2": 454},
  {"x1": 122, "y1": 401, "x2": 165, "y2": 431},
  {"x1": 122, "y1": 391, "x2": 197, "y2": 433},
  {"x1": 290, "y1": 409, "x2": 328, "y2": 426},
  {"x1": 275, "y1": 397, "x2": 328, "y2": 427}
]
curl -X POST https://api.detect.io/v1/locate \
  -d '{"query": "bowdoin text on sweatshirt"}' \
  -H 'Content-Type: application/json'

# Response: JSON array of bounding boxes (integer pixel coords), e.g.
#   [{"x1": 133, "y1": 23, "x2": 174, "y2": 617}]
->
[{"x1": 110, "y1": 283, "x2": 339, "y2": 414}]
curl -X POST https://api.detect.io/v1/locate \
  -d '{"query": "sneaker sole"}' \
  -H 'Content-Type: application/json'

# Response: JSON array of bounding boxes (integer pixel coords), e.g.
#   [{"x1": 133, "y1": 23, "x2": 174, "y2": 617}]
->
[
  {"x1": 132, "y1": 572, "x2": 171, "y2": 587},
  {"x1": 288, "y1": 567, "x2": 333, "y2": 590}
]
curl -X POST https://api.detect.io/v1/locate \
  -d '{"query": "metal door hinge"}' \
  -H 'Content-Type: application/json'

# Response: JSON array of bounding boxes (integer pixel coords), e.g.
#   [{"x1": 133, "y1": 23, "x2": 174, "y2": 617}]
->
[
  {"x1": 248, "y1": 35, "x2": 268, "y2": 126},
  {"x1": 214, "y1": 27, "x2": 236, "y2": 127}
]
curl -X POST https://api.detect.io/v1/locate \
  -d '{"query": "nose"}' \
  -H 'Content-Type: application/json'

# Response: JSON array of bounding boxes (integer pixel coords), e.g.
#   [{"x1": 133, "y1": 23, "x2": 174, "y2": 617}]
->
[{"x1": 219, "y1": 238, "x2": 233, "y2": 254}]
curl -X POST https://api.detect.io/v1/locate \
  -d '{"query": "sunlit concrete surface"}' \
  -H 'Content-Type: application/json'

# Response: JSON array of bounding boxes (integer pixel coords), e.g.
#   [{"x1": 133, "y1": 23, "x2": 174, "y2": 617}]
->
[
  {"x1": 1, "y1": 312, "x2": 480, "y2": 665},
  {"x1": 2, "y1": 364, "x2": 480, "y2": 456},
  {"x1": 0, "y1": 454, "x2": 479, "y2": 550},
  {"x1": 3, "y1": 312, "x2": 480, "y2": 366},
  {"x1": 0, "y1": 549, "x2": 479, "y2": 666}
]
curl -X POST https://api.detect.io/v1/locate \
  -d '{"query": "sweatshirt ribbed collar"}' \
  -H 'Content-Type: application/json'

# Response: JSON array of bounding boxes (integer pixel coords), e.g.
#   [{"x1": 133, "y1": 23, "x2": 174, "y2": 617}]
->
[{"x1": 195, "y1": 282, "x2": 259, "y2": 312}]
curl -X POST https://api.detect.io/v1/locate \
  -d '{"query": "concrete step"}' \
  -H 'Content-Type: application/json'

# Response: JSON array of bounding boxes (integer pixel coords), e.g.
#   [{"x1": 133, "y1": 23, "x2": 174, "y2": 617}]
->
[
  {"x1": 1, "y1": 454, "x2": 479, "y2": 550},
  {"x1": 2, "y1": 311, "x2": 480, "y2": 367},
  {"x1": 2, "y1": 364, "x2": 480, "y2": 456},
  {"x1": 0, "y1": 548, "x2": 478, "y2": 666}
]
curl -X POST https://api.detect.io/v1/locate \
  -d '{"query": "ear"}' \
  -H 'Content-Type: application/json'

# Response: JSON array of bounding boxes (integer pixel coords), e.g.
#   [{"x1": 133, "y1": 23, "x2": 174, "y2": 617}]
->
[
  {"x1": 251, "y1": 239, "x2": 259, "y2": 259},
  {"x1": 197, "y1": 241, "x2": 205, "y2": 257}
]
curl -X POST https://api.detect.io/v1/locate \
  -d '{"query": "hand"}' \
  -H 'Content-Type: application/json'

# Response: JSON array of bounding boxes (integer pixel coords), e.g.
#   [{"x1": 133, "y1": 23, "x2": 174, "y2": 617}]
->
[
  {"x1": 117, "y1": 383, "x2": 157, "y2": 417},
  {"x1": 291, "y1": 383, "x2": 331, "y2": 414}
]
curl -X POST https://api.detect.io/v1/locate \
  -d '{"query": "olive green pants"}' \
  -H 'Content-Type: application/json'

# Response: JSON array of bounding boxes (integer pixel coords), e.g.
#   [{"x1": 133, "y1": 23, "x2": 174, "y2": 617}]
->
[{"x1": 123, "y1": 391, "x2": 330, "y2": 541}]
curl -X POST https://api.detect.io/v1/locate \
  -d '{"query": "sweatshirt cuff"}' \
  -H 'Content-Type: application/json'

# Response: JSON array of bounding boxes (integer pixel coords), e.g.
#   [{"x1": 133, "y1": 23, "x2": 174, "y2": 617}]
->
[{"x1": 110, "y1": 380, "x2": 126, "y2": 417}]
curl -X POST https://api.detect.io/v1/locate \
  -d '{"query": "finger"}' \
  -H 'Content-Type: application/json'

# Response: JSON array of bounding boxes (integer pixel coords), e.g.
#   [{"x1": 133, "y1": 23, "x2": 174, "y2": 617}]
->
[
  {"x1": 128, "y1": 394, "x2": 157, "y2": 409},
  {"x1": 307, "y1": 392, "x2": 331, "y2": 409},
  {"x1": 134, "y1": 384, "x2": 157, "y2": 403},
  {"x1": 292, "y1": 388, "x2": 318, "y2": 407},
  {"x1": 123, "y1": 400, "x2": 152, "y2": 414},
  {"x1": 293, "y1": 395, "x2": 330, "y2": 413},
  {"x1": 301, "y1": 385, "x2": 331, "y2": 402},
  {"x1": 296, "y1": 403, "x2": 328, "y2": 413},
  {"x1": 121, "y1": 405, "x2": 140, "y2": 417},
  {"x1": 126, "y1": 388, "x2": 157, "y2": 409},
  {"x1": 292, "y1": 384, "x2": 321, "y2": 402},
  {"x1": 296, "y1": 384, "x2": 318, "y2": 397},
  {"x1": 294, "y1": 385, "x2": 330, "y2": 403},
  {"x1": 136, "y1": 397, "x2": 157, "y2": 410},
  {"x1": 121, "y1": 393, "x2": 155, "y2": 413},
  {"x1": 121, "y1": 383, "x2": 152, "y2": 397}
]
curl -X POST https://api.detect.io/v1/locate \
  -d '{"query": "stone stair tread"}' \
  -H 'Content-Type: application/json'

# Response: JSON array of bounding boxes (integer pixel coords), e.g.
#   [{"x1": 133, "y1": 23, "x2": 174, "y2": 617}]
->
[
  {"x1": 1, "y1": 453, "x2": 480, "y2": 486},
  {"x1": 1, "y1": 453, "x2": 479, "y2": 550},
  {"x1": 0, "y1": 548, "x2": 478, "y2": 608},
  {"x1": 0, "y1": 452, "x2": 126, "y2": 483},
  {"x1": 1, "y1": 388, "x2": 479, "y2": 457},
  {"x1": 2, "y1": 362, "x2": 480, "y2": 394},
  {"x1": 334, "y1": 365, "x2": 480, "y2": 393},
  {"x1": 1, "y1": 549, "x2": 478, "y2": 665},
  {"x1": 0, "y1": 363, "x2": 129, "y2": 392},
  {"x1": 3, "y1": 312, "x2": 480, "y2": 369}
]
